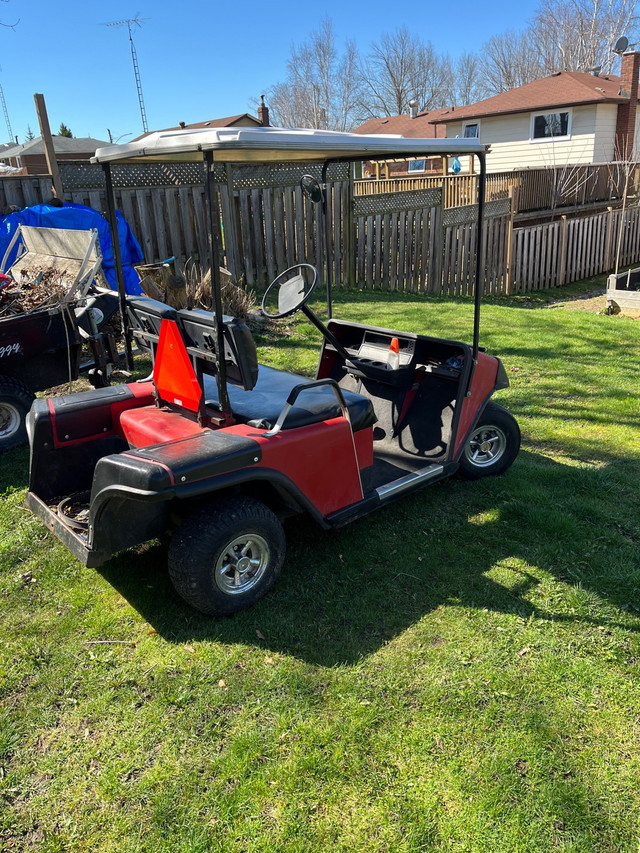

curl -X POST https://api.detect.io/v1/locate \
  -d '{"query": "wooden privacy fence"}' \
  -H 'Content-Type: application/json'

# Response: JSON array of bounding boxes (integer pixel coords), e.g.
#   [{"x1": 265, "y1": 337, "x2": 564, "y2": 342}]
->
[
  {"x1": 4, "y1": 163, "x2": 640, "y2": 298},
  {"x1": 0, "y1": 175, "x2": 53, "y2": 210},
  {"x1": 510, "y1": 205, "x2": 640, "y2": 292}
]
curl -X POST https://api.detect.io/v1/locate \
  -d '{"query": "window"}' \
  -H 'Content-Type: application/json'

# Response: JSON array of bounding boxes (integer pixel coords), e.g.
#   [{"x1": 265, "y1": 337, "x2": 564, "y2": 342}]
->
[
  {"x1": 408, "y1": 159, "x2": 426, "y2": 172},
  {"x1": 531, "y1": 110, "x2": 571, "y2": 141},
  {"x1": 463, "y1": 122, "x2": 479, "y2": 138}
]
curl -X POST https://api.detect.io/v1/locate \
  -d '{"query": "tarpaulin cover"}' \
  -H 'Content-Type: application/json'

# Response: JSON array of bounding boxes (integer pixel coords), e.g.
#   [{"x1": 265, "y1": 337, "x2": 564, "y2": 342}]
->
[{"x1": 0, "y1": 202, "x2": 144, "y2": 294}]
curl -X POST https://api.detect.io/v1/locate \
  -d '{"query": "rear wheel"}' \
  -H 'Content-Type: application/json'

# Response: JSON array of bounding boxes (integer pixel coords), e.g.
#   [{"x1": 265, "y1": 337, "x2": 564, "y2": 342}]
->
[
  {"x1": 0, "y1": 376, "x2": 35, "y2": 452},
  {"x1": 458, "y1": 402, "x2": 520, "y2": 479},
  {"x1": 167, "y1": 497, "x2": 286, "y2": 615}
]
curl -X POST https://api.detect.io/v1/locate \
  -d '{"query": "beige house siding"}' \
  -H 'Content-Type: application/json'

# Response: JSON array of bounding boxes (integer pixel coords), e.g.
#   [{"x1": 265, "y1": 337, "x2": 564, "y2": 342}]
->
[{"x1": 445, "y1": 103, "x2": 620, "y2": 172}]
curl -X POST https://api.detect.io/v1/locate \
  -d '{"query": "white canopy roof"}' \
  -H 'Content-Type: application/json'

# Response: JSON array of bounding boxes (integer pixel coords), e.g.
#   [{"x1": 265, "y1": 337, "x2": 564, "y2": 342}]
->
[{"x1": 92, "y1": 126, "x2": 485, "y2": 165}]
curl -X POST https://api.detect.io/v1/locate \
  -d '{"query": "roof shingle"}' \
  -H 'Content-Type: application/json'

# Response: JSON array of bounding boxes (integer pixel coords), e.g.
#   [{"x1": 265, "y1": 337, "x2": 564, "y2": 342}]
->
[{"x1": 432, "y1": 71, "x2": 629, "y2": 123}]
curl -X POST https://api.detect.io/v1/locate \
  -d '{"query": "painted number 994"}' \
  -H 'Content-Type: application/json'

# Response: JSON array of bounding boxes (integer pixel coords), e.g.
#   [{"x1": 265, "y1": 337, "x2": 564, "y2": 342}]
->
[{"x1": 0, "y1": 343, "x2": 22, "y2": 358}]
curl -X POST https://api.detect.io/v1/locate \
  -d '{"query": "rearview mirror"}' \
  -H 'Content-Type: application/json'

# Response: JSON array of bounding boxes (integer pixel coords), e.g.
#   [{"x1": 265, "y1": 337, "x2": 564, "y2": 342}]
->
[{"x1": 300, "y1": 175, "x2": 323, "y2": 204}]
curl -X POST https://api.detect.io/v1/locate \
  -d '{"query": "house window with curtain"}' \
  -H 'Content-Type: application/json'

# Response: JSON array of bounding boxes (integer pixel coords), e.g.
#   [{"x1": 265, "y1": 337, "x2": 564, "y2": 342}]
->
[{"x1": 531, "y1": 111, "x2": 571, "y2": 141}]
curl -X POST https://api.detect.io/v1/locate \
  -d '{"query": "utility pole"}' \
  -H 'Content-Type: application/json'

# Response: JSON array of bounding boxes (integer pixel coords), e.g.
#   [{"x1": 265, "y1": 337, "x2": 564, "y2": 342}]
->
[
  {"x1": 105, "y1": 15, "x2": 149, "y2": 134},
  {"x1": 34, "y1": 93, "x2": 63, "y2": 201}
]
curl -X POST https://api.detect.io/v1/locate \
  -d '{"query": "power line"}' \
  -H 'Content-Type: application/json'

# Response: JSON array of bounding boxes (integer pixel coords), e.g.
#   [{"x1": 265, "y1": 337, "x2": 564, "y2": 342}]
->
[{"x1": 104, "y1": 14, "x2": 149, "y2": 134}]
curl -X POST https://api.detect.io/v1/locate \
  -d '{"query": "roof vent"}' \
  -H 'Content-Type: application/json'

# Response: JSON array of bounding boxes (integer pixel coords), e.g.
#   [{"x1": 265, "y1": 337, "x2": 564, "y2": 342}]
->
[
  {"x1": 409, "y1": 99, "x2": 418, "y2": 119},
  {"x1": 590, "y1": 65, "x2": 602, "y2": 76}
]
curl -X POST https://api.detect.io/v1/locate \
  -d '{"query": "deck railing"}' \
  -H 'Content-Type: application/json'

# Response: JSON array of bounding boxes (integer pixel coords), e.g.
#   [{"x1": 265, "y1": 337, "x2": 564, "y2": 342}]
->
[{"x1": 354, "y1": 163, "x2": 639, "y2": 213}]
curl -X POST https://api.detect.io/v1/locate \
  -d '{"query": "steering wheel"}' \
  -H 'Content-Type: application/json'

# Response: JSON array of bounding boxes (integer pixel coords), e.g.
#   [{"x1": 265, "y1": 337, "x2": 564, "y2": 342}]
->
[{"x1": 261, "y1": 264, "x2": 318, "y2": 319}]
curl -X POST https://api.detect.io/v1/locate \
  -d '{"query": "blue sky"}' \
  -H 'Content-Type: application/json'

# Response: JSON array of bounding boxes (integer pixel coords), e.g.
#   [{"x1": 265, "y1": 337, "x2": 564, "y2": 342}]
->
[{"x1": 2, "y1": 0, "x2": 540, "y2": 145}]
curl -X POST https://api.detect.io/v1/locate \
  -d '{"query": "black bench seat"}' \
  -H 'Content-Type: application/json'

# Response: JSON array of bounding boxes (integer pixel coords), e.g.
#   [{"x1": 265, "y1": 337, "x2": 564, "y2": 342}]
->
[{"x1": 202, "y1": 365, "x2": 376, "y2": 433}]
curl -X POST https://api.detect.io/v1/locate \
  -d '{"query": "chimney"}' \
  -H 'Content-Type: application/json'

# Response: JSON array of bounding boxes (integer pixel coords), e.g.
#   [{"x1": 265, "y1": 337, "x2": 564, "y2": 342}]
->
[
  {"x1": 409, "y1": 99, "x2": 418, "y2": 119},
  {"x1": 615, "y1": 51, "x2": 640, "y2": 159},
  {"x1": 258, "y1": 95, "x2": 270, "y2": 127}
]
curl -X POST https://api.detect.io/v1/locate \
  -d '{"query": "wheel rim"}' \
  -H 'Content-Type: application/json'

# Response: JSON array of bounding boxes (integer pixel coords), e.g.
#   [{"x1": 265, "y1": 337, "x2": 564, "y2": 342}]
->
[
  {"x1": 0, "y1": 401, "x2": 21, "y2": 440},
  {"x1": 214, "y1": 534, "x2": 270, "y2": 595},
  {"x1": 464, "y1": 423, "x2": 508, "y2": 468}
]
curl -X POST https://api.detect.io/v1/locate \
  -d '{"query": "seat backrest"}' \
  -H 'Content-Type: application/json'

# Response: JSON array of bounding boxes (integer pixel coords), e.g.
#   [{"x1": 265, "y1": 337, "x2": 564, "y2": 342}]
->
[
  {"x1": 126, "y1": 296, "x2": 179, "y2": 360},
  {"x1": 178, "y1": 307, "x2": 259, "y2": 391}
]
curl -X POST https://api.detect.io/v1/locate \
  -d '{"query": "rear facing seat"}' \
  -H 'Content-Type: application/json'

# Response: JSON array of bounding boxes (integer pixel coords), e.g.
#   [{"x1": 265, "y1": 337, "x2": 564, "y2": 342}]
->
[
  {"x1": 123, "y1": 295, "x2": 376, "y2": 443},
  {"x1": 202, "y1": 366, "x2": 376, "y2": 433}
]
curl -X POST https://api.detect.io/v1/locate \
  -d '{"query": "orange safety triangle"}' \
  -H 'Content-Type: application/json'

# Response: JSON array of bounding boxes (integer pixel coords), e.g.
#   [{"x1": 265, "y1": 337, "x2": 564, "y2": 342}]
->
[{"x1": 153, "y1": 319, "x2": 203, "y2": 413}]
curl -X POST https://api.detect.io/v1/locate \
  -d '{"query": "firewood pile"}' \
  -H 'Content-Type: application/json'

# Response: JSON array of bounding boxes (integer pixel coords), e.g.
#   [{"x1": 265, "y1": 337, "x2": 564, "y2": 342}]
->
[{"x1": 0, "y1": 265, "x2": 72, "y2": 317}]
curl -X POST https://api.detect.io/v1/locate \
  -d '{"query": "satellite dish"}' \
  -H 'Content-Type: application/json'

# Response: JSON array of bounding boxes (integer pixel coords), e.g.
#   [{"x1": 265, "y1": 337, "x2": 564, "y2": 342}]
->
[{"x1": 614, "y1": 35, "x2": 629, "y2": 54}]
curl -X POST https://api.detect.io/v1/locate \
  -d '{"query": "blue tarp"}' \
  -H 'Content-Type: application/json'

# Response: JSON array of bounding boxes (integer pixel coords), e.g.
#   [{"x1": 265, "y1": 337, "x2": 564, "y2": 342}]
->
[{"x1": 0, "y1": 202, "x2": 144, "y2": 295}]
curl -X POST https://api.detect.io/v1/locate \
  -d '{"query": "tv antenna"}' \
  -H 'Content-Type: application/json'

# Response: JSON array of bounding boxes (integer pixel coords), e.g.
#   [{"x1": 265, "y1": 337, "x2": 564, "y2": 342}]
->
[
  {"x1": 105, "y1": 14, "x2": 149, "y2": 133},
  {"x1": 0, "y1": 67, "x2": 13, "y2": 143}
]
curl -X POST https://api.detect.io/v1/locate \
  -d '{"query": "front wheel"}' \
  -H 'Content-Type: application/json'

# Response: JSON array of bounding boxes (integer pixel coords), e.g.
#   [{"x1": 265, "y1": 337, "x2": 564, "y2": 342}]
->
[
  {"x1": 167, "y1": 497, "x2": 286, "y2": 615},
  {"x1": 458, "y1": 402, "x2": 520, "y2": 479},
  {"x1": 0, "y1": 376, "x2": 36, "y2": 452}
]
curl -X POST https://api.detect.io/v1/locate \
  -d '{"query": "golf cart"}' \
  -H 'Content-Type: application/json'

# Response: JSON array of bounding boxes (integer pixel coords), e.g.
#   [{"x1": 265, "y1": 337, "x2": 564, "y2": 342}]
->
[{"x1": 25, "y1": 128, "x2": 520, "y2": 616}]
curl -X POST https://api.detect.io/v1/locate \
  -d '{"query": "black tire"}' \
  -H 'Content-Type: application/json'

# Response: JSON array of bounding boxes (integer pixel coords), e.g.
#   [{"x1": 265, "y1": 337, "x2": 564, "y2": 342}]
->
[
  {"x1": 458, "y1": 402, "x2": 520, "y2": 480},
  {"x1": 0, "y1": 376, "x2": 35, "y2": 452},
  {"x1": 167, "y1": 497, "x2": 286, "y2": 616}
]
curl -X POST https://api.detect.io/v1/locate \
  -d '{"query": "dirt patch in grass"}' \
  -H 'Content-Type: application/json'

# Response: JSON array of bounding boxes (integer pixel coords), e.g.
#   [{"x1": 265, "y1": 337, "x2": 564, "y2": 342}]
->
[{"x1": 544, "y1": 288, "x2": 607, "y2": 314}]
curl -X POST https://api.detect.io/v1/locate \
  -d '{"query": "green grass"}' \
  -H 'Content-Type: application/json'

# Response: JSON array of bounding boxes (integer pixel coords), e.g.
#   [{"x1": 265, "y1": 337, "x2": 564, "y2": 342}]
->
[{"x1": 1, "y1": 281, "x2": 640, "y2": 852}]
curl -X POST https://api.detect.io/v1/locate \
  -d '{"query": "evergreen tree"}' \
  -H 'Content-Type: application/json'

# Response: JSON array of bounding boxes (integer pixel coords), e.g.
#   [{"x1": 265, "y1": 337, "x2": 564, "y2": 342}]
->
[{"x1": 58, "y1": 123, "x2": 73, "y2": 138}]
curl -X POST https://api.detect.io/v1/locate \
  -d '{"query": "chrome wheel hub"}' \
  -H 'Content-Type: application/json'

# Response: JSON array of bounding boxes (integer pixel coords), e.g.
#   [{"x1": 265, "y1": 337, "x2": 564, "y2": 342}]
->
[
  {"x1": 465, "y1": 424, "x2": 508, "y2": 468},
  {"x1": 215, "y1": 534, "x2": 270, "y2": 595}
]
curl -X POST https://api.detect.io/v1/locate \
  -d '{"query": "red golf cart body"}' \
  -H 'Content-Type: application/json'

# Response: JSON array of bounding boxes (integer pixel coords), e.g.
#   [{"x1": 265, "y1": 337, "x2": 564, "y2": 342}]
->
[{"x1": 25, "y1": 128, "x2": 519, "y2": 615}]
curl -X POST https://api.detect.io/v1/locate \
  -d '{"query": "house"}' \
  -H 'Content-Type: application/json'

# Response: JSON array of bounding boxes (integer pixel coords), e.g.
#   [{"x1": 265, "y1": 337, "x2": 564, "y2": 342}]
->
[
  {"x1": 431, "y1": 52, "x2": 640, "y2": 172},
  {"x1": 353, "y1": 106, "x2": 450, "y2": 177},
  {"x1": 134, "y1": 98, "x2": 271, "y2": 141},
  {"x1": 0, "y1": 136, "x2": 110, "y2": 176}
]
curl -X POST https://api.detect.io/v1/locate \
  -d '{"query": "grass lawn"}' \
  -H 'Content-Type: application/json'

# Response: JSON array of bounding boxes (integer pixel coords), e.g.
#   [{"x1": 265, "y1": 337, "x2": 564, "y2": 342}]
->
[{"x1": 1, "y1": 280, "x2": 639, "y2": 852}]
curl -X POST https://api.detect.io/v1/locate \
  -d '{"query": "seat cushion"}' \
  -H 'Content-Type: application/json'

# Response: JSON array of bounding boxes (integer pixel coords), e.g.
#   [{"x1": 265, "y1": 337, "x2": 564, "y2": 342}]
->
[{"x1": 203, "y1": 365, "x2": 376, "y2": 433}]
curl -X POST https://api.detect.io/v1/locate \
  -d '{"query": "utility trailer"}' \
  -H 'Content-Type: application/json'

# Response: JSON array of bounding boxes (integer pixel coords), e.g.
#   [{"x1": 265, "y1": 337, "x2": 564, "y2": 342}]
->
[
  {"x1": 0, "y1": 225, "x2": 119, "y2": 450},
  {"x1": 25, "y1": 128, "x2": 520, "y2": 615}
]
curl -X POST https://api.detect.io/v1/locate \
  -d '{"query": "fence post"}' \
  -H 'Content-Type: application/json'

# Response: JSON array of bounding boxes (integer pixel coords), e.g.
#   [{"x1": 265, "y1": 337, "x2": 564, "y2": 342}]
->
[
  {"x1": 347, "y1": 169, "x2": 356, "y2": 286},
  {"x1": 558, "y1": 215, "x2": 568, "y2": 286},
  {"x1": 221, "y1": 164, "x2": 242, "y2": 281},
  {"x1": 505, "y1": 186, "x2": 516, "y2": 295},
  {"x1": 432, "y1": 189, "x2": 444, "y2": 294},
  {"x1": 605, "y1": 205, "x2": 614, "y2": 270}
]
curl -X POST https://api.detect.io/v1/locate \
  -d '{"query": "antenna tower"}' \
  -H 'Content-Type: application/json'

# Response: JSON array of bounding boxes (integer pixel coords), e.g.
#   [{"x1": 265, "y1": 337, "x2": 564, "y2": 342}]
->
[
  {"x1": 0, "y1": 83, "x2": 12, "y2": 143},
  {"x1": 0, "y1": 67, "x2": 13, "y2": 143},
  {"x1": 105, "y1": 14, "x2": 149, "y2": 133}
]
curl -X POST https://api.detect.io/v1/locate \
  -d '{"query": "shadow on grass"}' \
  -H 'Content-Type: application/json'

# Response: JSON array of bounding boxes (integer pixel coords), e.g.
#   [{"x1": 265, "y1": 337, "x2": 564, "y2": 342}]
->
[
  {"x1": 0, "y1": 446, "x2": 29, "y2": 493},
  {"x1": 97, "y1": 448, "x2": 640, "y2": 666}
]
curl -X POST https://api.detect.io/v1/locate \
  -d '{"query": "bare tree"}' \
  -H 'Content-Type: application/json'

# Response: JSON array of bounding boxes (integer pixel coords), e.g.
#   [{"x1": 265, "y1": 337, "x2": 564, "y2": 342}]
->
[
  {"x1": 357, "y1": 29, "x2": 452, "y2": 118},
  {"x1": 483, "y1": 31, "x2": 547, "y2": 94},
  {"x1": 533, "y1": 0, "x2": 639, "y2": 74},
  {"x1": 452, "y1": 52, "x2": 489, "y2": 106},
  {"x1": 483, "y1": 0, "x2": 640, "y2": 96},
  {"x1": 265, "y1": 18, "x2": 363, "y2": 131}
]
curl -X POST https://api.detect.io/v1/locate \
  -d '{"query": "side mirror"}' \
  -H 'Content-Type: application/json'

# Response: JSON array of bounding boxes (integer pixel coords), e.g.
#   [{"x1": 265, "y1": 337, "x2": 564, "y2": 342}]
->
[{"x1": 300, "y1": 175, "x2": 323, "y2": 204}]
